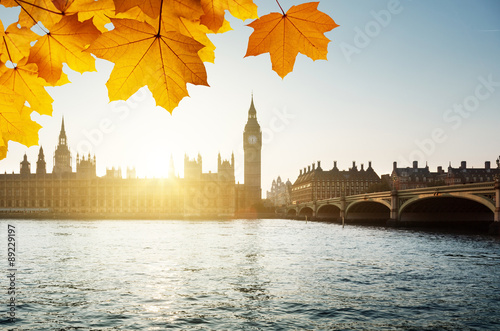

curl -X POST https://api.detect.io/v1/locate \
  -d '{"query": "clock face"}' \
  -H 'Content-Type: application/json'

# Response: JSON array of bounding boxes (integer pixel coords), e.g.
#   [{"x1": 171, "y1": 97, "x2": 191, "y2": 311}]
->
[{"x1": 248, "y1": 135, "x2": 258, "y2": 144}]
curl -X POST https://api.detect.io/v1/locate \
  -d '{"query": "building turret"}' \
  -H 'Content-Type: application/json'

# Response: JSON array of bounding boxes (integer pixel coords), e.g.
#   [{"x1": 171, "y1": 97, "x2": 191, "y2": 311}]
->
[
  {"x1": 53, "y1": 117, "x2": 72, "y2": 174},
  {"x1": 127, "y1": 167, "x2": 136, "y2": 179},
  {"x1": 76, "y1": 152, "x2": 96, "y2": 178},
  {"x1": 218, "y1": 153, "x2": 235, "y2": 182},
  {"x1": 36, "y1": 146, "x2": 46, "y2": 175},
  {"x1": 184, "y1": 154, "x2": 202, "y2": 180},
  {"x1": 20, "y1": 153, "x2": 30, "y2": 176}
]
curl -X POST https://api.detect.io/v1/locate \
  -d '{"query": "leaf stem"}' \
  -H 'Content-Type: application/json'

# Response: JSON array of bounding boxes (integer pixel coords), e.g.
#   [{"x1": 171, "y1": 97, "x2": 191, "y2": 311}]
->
[{"x1": 275, "y1": 0, "x2": 285, "y2": 15}]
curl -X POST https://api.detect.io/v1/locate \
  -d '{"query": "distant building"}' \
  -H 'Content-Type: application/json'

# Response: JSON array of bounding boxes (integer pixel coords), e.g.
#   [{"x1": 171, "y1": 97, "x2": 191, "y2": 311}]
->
[
  {"x1": 391, "y1": 159, "x2": 500, "y2": 190},
  {"x1": 0, "y1": 97, "x2": 263, "y2": 217},
  {"x1": 266, "y1": 176, "x2": 292, "y2": 207},
  {"x1": 391, "y1": 161, "x2": 442, "y2": 190},
  {"x1": 445, "y1": 160, "x2": 500, "y2": 185},
  {"x1": 291, "y1": 161, "x2": 380, "y2": 204}
]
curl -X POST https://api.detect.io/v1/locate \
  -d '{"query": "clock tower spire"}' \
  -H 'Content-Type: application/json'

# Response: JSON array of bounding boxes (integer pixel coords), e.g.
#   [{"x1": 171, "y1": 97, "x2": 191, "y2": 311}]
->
[{"x1": 243, "y1": 94, "x2": 262, "y2": 208}]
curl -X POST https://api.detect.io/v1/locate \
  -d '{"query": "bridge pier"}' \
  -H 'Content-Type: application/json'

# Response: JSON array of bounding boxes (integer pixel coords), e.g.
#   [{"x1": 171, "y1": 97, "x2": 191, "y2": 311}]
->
[
  {"x1": 340, "y1": 195, "x2": 346, "y2": 221},
  {"x1": 490, "y1": 180, "x2": 500, "y2": 234},
  {"x1": 387, "y1": 189, "x2": 400, "y2": 227}
]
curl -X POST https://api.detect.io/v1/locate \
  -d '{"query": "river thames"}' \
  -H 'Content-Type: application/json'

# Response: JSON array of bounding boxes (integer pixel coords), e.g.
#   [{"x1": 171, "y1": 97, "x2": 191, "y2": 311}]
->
[{"x1": 1, "y1": 219, "x2": 499, "y2": 330}]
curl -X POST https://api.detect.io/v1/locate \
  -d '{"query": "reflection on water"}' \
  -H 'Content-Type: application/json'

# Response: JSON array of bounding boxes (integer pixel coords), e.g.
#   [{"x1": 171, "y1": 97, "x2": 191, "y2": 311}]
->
[{"x1": 1, "y1": 219, "x2": 499, "y2": 330}]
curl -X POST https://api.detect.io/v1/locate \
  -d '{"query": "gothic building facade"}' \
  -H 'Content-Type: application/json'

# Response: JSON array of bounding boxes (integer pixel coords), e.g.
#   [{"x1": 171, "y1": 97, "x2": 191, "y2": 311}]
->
[{"x1": 0, "y1": 98, "x2": 262, "y2": 218}]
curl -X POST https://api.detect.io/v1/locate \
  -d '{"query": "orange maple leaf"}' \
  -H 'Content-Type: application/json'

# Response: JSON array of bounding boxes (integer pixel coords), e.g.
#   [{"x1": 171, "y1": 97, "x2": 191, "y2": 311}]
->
[
  {"x1": 118, "y1": 4, "x2": 229, "y2": 63},
  {"x1": 2, "y1": 0, "x2": 62, "y2": 29},
  {"x1": 0, "y1": 58, "x2": 54, "y2": 116},
  {"x1": 200, "y1": 0, "x2": 257, "y2": 32},
  {"x1": 114, "y1": 0, "x2": 162, "y2": 19},
  {"x1": 0, "y1": 86, "x2": 41, "y2": 159},
  {"x1": 245, "y1": 2, "x2": 338, "y2": 78},
  {"x1": 87, "y1": 17, "x2": 208, "y2": 112},
  {"x1": 114, "y1": 0, "x2": 204, "y2": 21},
  {"x1": 0, "y1": 105, "x2": 41, "y2": 159},
  {"x1": 0, "y1": 21, "x2": 38, "y2": 64},
  {"x1": 27, "y1": 15, "x2": 100, "y2": 85},
  {"x1": 5, "y1": 0, "x2": 114, "y2": 30}
]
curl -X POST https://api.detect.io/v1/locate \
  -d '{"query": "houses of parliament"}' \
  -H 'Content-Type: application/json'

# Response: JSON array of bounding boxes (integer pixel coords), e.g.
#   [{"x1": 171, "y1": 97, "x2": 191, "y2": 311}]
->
[{"x1": 0, "y1": 98, "x2": 263, "y2": 218}]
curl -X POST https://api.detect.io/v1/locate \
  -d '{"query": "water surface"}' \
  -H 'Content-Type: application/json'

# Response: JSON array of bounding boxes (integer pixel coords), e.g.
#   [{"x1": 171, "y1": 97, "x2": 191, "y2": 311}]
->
[{"x1": 1, "y1": 219, "x2": 499, "y2": 330}]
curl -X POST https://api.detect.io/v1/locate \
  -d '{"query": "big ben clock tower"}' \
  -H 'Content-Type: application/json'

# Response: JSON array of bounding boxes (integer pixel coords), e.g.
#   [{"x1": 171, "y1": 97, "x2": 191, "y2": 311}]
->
[{"x1": 243, "y1": 94, "x2": 262, "y2": 208}]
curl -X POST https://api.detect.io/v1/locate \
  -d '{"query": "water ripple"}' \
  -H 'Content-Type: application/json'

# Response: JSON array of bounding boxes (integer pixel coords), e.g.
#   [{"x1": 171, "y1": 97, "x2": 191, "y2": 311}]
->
[{"x1": 1, "y1": 219, "x2": 499, "y2": 330}]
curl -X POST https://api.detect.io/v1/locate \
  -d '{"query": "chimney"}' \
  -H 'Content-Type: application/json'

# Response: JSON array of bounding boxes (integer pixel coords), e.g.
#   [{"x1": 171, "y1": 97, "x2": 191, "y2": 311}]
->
[
  {"x1": 334, "y1": 161, "x2": 337, "y2": 169},
  {"x1": 318, "y1": 161, "x2": 321, "y2": 168},
  {"x1": 352, "y1": 161, "x2": 356, "y2": 168},
  {"x1": 368, "y1": 161, "x2": 372, "y2": 168},
  {"x1": 304, "y1": 167, "x2": 306, "y2": 174},
  {"x1": 361, "y1": 163, "x2": 364, "y2": 171},
  {"x1": 308, "y1": 165, "x2": 311, "y2": 172},
  {"x1": 300, "y1": 169, "x2": 302, "y2": 176},
  {"x1": 461, "y1": 161, "x2": 466, "y2": 169},
  {"x1": 413, "y1": 161, "x2": 418, "y2": 169},
  {"x1": 485, "y1": 161, "x2": 491, "y2": 170},
  {"x1": 437, "y1": 166, "x2": 442, "y2": 174},
  {"x1": 312, "y1": 163, "x2": 315, "y2": 170},
  {"x1": 393, "y1": 161, "x2": 397, "y2": 170}
]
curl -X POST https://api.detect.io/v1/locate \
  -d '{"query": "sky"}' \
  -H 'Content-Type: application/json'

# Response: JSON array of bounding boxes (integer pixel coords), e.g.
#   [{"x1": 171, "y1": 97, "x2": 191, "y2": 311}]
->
[{"x1": 1, "y1": 0, "x2": 500, "y2": 197}]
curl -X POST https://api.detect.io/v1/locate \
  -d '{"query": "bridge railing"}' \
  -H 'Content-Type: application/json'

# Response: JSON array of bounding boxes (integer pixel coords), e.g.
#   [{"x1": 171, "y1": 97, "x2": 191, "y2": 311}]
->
[{"x1": 290, "y1": 181, "x2": 496, "y2": 208}]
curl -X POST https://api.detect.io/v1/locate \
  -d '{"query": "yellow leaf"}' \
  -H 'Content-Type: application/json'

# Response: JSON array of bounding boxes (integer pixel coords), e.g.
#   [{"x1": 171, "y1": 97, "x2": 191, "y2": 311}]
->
[
  {"x1": 245, "y1": 2, "x2": 338, "y2": 78},
  {"x1": 0, "y1": 21, "x2": 39, "y2": 64},
  {"x1": 0, "y1": 85, "x2": 25, "y2": 114},
  {"x1": 27, "y1": 15, "x2": 101, "y2": 85},
  {"x1": 114, "y1": 0, "x2": 162, "y2": 19},
  {"x1": 201, "y1": 0, "x2": 257, "y2": 32},
  {"x1": 74, "y1": 0, "x2": 116, "y2": 32},
  {"x1": 11, "y1": 0, "x2": 62, "y2": 29},
  {"x1": 0, "y1": 59, "x2": 54, "y2": 116},
  {"x1": 0, "y1": 105, "x2": 41, "y2": 159},
  {"x1": 8, "y1": 0, "x2": 112, "y2": 31},
  {"x1": 87, "y1": 18, "x2": 208, "y2": 112},
  {"x1": 227, "y1": 0, "x2": 258, "y2": 21},
  {"x1": 178, "y1": 17, "x2": 230, "y2": 63}
]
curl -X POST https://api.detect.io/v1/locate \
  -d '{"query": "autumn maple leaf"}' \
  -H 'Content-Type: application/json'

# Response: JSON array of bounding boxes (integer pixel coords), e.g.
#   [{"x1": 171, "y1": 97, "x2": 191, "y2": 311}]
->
[
  {"x1": 87, "y1": 18, "x2": 208, "y2": 112},
  {"x1": 200, "y1": 0, "x2": 258, "y2": 33},
  {"x1": 27, "y1": 15, "x2": 100, "y2": 85},
  {"x1": 3, "y1": 0, "x2": 115, "y2": 31},
  {"x1": 0, "y1": 21, "x2": 38, "y2": 64},
  {"x1": 0, "y1": 58, "x2": 54, "y2": 116},
  {"x1": 0, "y1": 83, "x2": 41, "y2": 159},
  {"x1": 245, "y1": 2, "x2": 338, "y2": 78},
  {"x1": 0, "y1": 105, "x2": 41, "y2": 159}
]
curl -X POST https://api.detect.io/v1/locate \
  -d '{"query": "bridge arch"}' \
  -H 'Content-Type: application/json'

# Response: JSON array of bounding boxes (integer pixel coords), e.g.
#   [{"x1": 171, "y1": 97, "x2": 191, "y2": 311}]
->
[
  {"x1": 399, "y1": 194, "x2": 494, "y2": 223},
  {"x1": 316, "y1": 204, "x2": 341, "y2": 219},
  {"x1": 345, "y1": 200, "x2": 391, "y2": 221},
  {"x1": 298, "y1": 206, "x2": 314, "y2": 217},
  {"x1": 286, "y1": 209, "x2": 297, "y2": 217}
]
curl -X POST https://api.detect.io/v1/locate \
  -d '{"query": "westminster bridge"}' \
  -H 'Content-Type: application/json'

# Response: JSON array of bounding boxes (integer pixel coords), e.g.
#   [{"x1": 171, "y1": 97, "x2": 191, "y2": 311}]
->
[{"x1": 283, "y1": 181, "x2": 500, "y2": 232}]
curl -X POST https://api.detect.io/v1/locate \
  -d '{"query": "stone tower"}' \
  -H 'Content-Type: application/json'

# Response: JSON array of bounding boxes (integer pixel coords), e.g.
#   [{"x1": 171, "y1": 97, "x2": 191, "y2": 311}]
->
[
  {"x1": 20, "y1": 153, "x2": 30, "y2": 176},
  {"x1": 53, "y1": 117, "x2": 72, "y2": 174},
  {"x1": 243, "y1": 94, "x2": 262, "y2": 208},
  {"x1": 36, "y1": 146, "x2": 46, "y2": 175}
]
